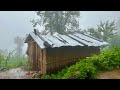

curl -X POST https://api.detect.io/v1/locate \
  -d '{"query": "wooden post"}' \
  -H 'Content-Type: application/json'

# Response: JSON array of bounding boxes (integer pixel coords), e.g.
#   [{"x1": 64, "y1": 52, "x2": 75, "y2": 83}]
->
[{"x1": 42, "y1": 49, "x2": 47, "y2": 74}]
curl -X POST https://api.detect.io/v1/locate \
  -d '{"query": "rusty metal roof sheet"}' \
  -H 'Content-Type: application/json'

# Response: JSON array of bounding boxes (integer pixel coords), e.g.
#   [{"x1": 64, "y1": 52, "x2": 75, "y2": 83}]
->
[{"x1": 25, "y1": 32, "x2": 108, "y2": 49}]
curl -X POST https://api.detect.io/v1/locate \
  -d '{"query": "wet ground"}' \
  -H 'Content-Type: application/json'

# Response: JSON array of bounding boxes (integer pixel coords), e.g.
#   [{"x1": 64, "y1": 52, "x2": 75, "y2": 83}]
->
[
  {"x1": 97, "y1": 69, "x2": 120, "y2": 79},
  {"x1": 1, "y1": 68, "x2": 120, "y2": 79},
  {"x1": 0, "y1": 68, "x2": 32, "y2": 79}
]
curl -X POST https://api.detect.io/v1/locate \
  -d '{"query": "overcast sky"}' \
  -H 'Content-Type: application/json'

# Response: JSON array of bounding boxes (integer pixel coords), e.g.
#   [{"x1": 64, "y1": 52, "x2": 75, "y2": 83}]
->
[{"x1": 0, "y1": 11, "x2": 120, "y2": 53}]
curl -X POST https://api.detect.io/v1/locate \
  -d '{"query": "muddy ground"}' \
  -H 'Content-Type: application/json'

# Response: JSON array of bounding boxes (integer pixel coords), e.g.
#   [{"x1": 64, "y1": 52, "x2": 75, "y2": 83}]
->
[
  {"x1": 0, "y1": 68, "x2": 120, "y2": 79},
  {"x1": 0, "y1": 68, "x2": 32, "y2": 79},
  {"x1": 97, "y1": 69, "x2": 120, "y2": 79}
]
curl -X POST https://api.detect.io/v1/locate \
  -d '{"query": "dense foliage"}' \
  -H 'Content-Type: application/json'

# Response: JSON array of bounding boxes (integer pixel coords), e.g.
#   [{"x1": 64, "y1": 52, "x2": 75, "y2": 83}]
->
[
  {"x1": 83, "y1": 20, "x2": 117, "y2": 42},
  {"x1": 40, "y1": 47, "x2": 120, "y2": 79},
  {"x1": 31, "y1": 11, "x2": 80, "y2": 35},
  {"x1": 108, "y1": 35, "x2": 120, "y2": 49}
]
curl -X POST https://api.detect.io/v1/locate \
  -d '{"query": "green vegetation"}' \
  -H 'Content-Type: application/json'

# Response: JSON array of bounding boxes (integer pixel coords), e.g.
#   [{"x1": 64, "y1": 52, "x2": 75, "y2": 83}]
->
[
  {"x1": 31, "y1": 11, "x2": 80, "y2": 35},
  {"x1": 83, "y1": 20, "x2": 117, "y2": 42},
  {"x1": 108, "y1": 35, "x2": 120, "y2": 49},
  {"x1": 40, "y1": 47, "x2": 120, "y2": 79},
  {"x1": 0, "y1": 54, "x2": 29, "y2": 71}
]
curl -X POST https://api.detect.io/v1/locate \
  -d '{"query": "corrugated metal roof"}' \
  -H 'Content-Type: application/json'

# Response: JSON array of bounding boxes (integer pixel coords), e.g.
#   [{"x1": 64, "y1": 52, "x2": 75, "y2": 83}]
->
[
  {"x1": 25, "y1": 32, "x2": 108, "y2": 49},
  {"x1": 57, "y1": 34, "x2": 84, "y2": 46},
  {"x1": 74, "y1": 33, "x2": 108, "y2": 46},
  {"x1": 28, "y1": 32, "x2": 45, "y2": 48}
]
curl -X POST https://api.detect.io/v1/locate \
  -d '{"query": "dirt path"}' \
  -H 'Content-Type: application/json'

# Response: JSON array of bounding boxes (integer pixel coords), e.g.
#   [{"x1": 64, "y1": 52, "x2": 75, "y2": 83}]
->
[
  {"x1": 0, "y1": 68, "x2": 32, "y2": 79},
  {"x1": 1, "y1": 68, "x2": 120, "y2": 79},
  {"x1": 97, "y1": 69, "x2": 120, "y2": 79}
]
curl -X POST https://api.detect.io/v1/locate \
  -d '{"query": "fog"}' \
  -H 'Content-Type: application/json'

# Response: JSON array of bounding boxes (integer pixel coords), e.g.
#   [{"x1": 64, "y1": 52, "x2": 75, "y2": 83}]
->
[
  {"x1": 0, "y1": 11, "x2": 120, "y2": 53},
  {"x1": 0, "y1": 11, "x2": 35, "y2": 52},
  {"x1": 80, "y1": 11, "x2": 120, "y2": 30}
]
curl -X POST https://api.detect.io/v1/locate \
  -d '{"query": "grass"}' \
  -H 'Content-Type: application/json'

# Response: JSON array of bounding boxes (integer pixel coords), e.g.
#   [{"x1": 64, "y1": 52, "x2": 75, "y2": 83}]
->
[
  {"x1": 4, "y1": 58, "x2": 27, "y2": 69},
  {"x1": 0, "y1": 54, "x2": 29, "y2": 71}
]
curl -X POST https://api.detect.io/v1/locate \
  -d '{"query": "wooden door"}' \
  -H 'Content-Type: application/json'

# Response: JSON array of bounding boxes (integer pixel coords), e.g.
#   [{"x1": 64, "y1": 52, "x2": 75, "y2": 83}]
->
[
  {"x1": 32, "y1": 42, "x2": 41, "y2": 71},
  {"x1": 28, "y1": 40, "x2": 41, "y2": 71}
]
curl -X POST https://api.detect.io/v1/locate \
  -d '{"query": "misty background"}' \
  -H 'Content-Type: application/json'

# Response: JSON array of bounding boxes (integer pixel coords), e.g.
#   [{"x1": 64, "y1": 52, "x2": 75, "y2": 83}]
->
[{"x1": 0, "y1": 11, "x2": 120, "y2": 54}]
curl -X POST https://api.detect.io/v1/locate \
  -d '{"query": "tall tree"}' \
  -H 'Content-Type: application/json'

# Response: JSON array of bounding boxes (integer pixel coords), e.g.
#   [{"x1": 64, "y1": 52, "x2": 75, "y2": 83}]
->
[
  {"x1": 116, "y1": 18, "x2": 120, "y2": 34},
  {"x1": 108, "y1": 34, "x2": 120, "y2": 48},
  {"x1": 84, "y1": 20, "x2": 117, "y2": 42},
  {"x1": 14, "y1": 36, "x2": 24, "y2": 57},
  {"x1": 31, "y1": 11, "x2": 80, "y2": 35}
]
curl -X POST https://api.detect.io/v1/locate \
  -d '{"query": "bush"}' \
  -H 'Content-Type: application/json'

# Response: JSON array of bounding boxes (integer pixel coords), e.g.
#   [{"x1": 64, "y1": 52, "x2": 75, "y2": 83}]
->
[
  {"x1": 41, "y1": 75, "x2": 51, "y2": 79},
  {"x1": 63, "y1": 62, "x2": 96, "y2": 79}
]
